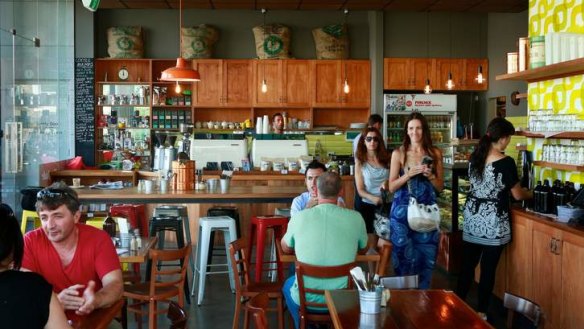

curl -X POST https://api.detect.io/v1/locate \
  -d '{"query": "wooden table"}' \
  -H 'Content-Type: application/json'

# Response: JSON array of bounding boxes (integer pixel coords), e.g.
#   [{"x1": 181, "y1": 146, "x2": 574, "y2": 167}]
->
[
  {"x1": 325, "y1": 289, "x2": 494, "y2": 329},
  {"x1": 118, "y1": 236, "x2": 158, "y2": 263},
  {"x1": 71, "y1": 298, "x2": 124, "y2": 329},
  {"x1": 275, "y1": 239, "x2": 380, "y2": 263}
]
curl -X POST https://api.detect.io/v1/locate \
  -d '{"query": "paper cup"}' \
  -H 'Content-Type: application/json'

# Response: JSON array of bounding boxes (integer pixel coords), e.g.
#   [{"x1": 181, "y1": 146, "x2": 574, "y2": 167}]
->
[{"x1": 143, "y1": 180, "x2": 153, "y2": 193}]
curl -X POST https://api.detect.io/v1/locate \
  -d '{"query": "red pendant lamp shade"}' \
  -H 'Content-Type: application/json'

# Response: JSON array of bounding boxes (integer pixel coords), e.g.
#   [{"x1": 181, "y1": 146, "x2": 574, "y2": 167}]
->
[
  {"x1": 159, "y1": 0, "x2": 200, "y2": 82},
  {"x1": 160, "y1": 58, "x2": 200, "y2": 81}
]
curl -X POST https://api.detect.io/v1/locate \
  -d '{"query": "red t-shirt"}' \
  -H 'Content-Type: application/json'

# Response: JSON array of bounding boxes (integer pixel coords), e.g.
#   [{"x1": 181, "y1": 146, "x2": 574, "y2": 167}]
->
[{"x1": 23, "y1": 223, "x2": 121, "y2": 320}]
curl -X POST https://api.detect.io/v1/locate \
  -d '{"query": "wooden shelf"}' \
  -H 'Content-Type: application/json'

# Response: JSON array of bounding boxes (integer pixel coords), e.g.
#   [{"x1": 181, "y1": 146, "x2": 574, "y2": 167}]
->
[
  {"x1": 495, "y1": 58, "x2": 584, "y2": 83},
  {"x1": 97, "y1": 81, "x2": 150, "y2": 85},
  {"x1": 515, "y1": 131, "x2": 584, "y2": 139},
  {"x1": 533, "y1": 161, "x2": 584, "y2": 171}
]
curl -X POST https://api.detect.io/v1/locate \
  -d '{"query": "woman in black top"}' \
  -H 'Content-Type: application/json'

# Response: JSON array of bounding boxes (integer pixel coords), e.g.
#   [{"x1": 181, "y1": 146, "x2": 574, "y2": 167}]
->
[
  {"x1": 455, "y1": 118, "x2": 532, "y2": 320},
  {"x1": 0, "y1": 204, "x2": 70, "y2": 329}
]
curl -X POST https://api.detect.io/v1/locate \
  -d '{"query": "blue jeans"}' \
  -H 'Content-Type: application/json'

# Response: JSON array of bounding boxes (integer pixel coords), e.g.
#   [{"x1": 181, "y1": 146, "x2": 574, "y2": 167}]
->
[
  {"x1": 282, "y1": 276, "x2": 329, "y2": 329},
  {"x1": 283, "y1": 276, "x2": 300, "y2": 329}
]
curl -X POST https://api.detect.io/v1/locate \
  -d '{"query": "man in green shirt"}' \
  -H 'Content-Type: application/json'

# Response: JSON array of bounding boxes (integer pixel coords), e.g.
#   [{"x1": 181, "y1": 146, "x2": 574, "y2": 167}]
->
[{"x1": 281, "y1": 172, "x2": 368, "y2": 329}]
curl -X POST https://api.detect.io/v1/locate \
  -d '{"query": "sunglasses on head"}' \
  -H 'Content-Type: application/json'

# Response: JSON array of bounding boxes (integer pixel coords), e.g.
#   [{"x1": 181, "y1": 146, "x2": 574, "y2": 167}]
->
[
  {"x1": 365, "y1": 136, "x2": 380, "y2": 142},
  {"x1": 37, "y1": 188, "x2": 76, "y2": 202}
]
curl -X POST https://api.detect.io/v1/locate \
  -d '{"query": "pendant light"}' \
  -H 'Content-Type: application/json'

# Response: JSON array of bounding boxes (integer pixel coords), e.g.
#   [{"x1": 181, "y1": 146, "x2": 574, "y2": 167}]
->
[
  {"x1": 446, "y1": 13, "x2": 454, "y2": 90},
  {"x1": 160, "y1": 0, "x2": 200, "y2": 85},
  {"x1": 424, "y1": 12, "x2": 432, "y2": 94},
  {"x1": 475, "y1": 20, "x2": 484, "y2": 84},
  {"x1": 260, "y1": 8, "x2": 268, "y2": 93},
  {"x1": 342, "y1": 9, "x2": 350, "y2": 94}
]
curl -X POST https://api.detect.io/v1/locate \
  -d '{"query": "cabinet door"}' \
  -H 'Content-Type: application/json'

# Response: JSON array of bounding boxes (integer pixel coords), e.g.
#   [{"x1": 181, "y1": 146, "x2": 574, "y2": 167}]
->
[
  {"x1": 342, "y1": 60, "x2": 370, "y2": 107},
  {"x1": 312, "y1": 60, "x2": 342, "y2": 107},
  {"x1": 506, "y1": 212, "x2": 532, "y2": 297},
  {"x1": 223, "y1": 60, "x2": 252, "y2": 107},
  {"x1": 462, "y1": 59, "x2": 488, "y2": 91},
  {"x1": 435, "y1": 59, "x2": 464, "y2": 91},
  {"x1": 282, "y1": 60, "x2": 311, "y2": 107},
  {"x1": 192, "y1": 59, "x2": 223, "y2": 107},
  {"x1": 253, "y1": 60, "x2": 282, "y2": 107},
  {"x1": 410, "y1": 59, "x2": 435, "y2": 91},
  {"x1": 560, "y1": 231, "x2": 584, "y2": 329},
  {"x1": 384, "y1": 58, "x2": 410, "y2": 90},
  {"x1": 531, "y1": 221, "x2": 562, "y2": 329}
]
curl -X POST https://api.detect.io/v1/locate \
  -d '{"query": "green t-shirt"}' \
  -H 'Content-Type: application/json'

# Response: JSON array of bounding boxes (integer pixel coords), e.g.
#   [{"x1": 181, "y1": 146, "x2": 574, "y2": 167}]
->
[{"x1": 283, "y1": 203, "x2": 368, "y2": 307}]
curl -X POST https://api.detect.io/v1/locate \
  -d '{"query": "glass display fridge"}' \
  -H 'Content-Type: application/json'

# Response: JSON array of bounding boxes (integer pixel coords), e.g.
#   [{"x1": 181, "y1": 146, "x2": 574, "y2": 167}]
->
[{"x1": 383, "y1": 94, "x2": 457, "y2": 153}]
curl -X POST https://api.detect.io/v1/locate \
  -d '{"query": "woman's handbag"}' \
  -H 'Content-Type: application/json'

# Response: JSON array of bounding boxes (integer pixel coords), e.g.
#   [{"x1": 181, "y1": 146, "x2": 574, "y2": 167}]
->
[
  {"x1": 407, "y1": 181, "x2": 440, "y2": 232},
  {"x1": 373, "y1": 189, "x2": 392, "y2": 240}
]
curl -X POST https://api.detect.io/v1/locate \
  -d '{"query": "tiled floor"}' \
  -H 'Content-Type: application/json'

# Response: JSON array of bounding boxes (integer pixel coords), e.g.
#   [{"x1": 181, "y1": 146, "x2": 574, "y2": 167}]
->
[{"x1": 126, "y1": 253, "x2": 508, "y2": 329}]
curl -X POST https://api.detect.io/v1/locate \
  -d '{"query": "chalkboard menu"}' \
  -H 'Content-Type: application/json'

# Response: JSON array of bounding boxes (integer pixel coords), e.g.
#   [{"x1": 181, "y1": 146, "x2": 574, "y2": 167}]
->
[{"x1": 74, "y1": 57, "x2": 95, "y2": 165}]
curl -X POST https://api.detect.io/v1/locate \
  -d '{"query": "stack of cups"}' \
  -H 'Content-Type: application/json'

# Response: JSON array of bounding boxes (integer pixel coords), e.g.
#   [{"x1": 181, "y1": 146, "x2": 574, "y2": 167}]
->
[
  {"x1": 262, "y1": 115, "x2": 269, "y2": 134},
  {"x1": 256, "y1": 117, "x2": 263, "y2": 134}
]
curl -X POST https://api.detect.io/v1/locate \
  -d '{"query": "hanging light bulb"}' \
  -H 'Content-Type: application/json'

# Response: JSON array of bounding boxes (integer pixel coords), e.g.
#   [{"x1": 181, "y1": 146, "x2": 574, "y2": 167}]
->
[
  {"x1": 343, "y1": 78, "x2": 350, "y2": 94},
  {"x1": 446, "y1": 72, "x2": 455, "y2": 90},
  {"x1": 261, "y1": 79, "x2": 268, "y2": 93},
  {"x1": 175, "y1": 81, "x2": 181, "y2": 93},
  {"x1": 424, "y1": 79, "x2": 432, "y2": 94},
  {"x1": 475, "y1": 65, "x2": 484, "y2": 84},
  {"x1": 260, "y1": 8, "x2": 268, "y2": 94}
]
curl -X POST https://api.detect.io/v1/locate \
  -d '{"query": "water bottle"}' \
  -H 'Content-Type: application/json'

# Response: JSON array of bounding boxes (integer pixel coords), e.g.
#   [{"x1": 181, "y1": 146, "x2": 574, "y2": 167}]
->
[
  {"x1": 541, "y1": 180, "x2": 551, "y2": 214},
  {"x1": 533, "y1": 181, "x2": 542, "y2": 212}
]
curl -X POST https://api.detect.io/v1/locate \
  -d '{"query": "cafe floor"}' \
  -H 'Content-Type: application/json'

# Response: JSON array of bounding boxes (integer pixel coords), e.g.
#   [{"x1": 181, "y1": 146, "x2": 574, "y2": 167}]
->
[{"x1": 126, "y1": 252, "x2": 508, "y2": 329}]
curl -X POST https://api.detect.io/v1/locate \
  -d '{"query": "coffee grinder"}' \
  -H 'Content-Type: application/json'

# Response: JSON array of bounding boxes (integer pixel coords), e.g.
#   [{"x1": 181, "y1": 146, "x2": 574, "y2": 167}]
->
[
  {"x1": 177, "y1": 123, "x2": 194, "y2": 155},
  {"x1": 163, "y1": 135, "x2": 178, "y2": 175},
  {"x1": 153, "y1": 132, "x2": 167, "y2": 171}
]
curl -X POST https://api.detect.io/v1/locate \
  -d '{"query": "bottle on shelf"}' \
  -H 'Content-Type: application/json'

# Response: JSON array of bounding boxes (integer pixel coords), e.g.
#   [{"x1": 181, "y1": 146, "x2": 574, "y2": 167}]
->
[
  {"x1": 102, "y1": 212, "x2": 116, "y2": 238},
  {"x1": 533, "y1": 181, "x2": 542, "y2": 212},
  {"x1": 541, "y1": 180, "x2": 552, "y2": 214}
]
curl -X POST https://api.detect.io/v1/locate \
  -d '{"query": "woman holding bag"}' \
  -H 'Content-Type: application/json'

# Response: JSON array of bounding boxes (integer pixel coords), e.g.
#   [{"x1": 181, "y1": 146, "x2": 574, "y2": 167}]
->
[
  {"x1": 354, "y1": 127, "x2": 390, "y2": 239},
  {"x1": 456, "y1": 118, "x2": 532, "y2": 321},
  {"x1": 380, "y1": 112, "x2": 443, "y2": 289}
]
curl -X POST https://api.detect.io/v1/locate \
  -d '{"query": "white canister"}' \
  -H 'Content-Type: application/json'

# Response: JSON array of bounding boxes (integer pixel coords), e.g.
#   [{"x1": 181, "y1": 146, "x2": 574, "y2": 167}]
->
[
  {"x1": 260, "y1": 160, "x2": 271, "y2": 171},
  {"x1": 529, "y1": 36, "x2": 545, "y2": 69},
  {"x1": 256, "y1": 117, "x2": 263, "y2": 134},
  {"x1": 262, "y1": 115, "x2": 269, "y2": 134},
  {"x1": 507, "y1": 52, "x2": 518, "y2": 74}
]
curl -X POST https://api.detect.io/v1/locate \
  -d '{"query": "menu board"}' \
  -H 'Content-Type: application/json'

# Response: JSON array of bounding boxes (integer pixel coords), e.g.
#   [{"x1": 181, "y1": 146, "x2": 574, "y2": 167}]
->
[{"x1": 74, "y1": 57, "x2": 95, "y2": 165}]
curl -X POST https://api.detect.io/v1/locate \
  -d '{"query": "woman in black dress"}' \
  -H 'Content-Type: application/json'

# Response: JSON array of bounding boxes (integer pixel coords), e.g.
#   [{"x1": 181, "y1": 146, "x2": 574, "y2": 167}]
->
[{"x1": 455, "y1": 118, "x2": 532, "y2": 320}]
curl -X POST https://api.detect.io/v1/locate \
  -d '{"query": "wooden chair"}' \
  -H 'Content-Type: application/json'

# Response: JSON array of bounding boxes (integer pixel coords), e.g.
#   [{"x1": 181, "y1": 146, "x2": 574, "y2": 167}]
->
[
  {"x1": 167, "y1": 301, "x2": 188, "y2": 329},
  {"x1": 503, "y1": 292, "x2": 542, "y2": 329},
  {"x1": 123, "y1": 245, "x2": 192, "y2": 329},
  {"x1": 379, "y1": 274, "x2": 419, "y2": 289},
  {"x1": 229, "y1": 238, "x2": 284, "y2": 329},
  {"x1": 375, "y1": 243, "x2": 392, "y2": 276},
  {"x1": 247, "y1": 292, "x2": 269, "y2": 329},
  {"x1": 295, "y1": 261, "x2": 355, "y2": 329}
]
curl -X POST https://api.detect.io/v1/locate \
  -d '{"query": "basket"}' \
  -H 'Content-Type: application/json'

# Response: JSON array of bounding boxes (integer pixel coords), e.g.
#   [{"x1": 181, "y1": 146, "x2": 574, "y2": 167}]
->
[{"x1": 172, "y1": 160, "x2": 195, "y2": 191}]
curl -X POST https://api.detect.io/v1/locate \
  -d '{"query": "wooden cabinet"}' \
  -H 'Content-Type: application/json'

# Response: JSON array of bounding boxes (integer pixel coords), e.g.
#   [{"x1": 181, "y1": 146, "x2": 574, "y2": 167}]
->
[
  {"x1": 192, "y1": 59, "x2": 252, "y2": 107},
  {"x1": 505, "y1": 212, "x2": 531, "y2": 298},
  {"x1": 384, "y1": 58, "x2": 487, "y2": 91},
  {"x1": 343, "y1": 60, "x2": 371, "y2": 108},
  {"x1": 384, "y1": 58, "x2": 434, "y2": 91},
  {"x1": 463, "y1": 59, "x2": 489, "y2": 90},
  {"x1": 503, "y1": 209, "x2": 584, "y2": 329},
  {"x1": 313, "y1": 60, "x2": 343, "y2": 107},
  {"x1": 253, "y1": 59, "x2": 311, "y2": 107}
]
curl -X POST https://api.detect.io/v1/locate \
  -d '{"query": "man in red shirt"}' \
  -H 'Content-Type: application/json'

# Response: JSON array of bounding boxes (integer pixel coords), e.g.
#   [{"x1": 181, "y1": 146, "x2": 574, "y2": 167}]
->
[{"x1": 22, "y1": 182, "x2": 123, "y2": 325}]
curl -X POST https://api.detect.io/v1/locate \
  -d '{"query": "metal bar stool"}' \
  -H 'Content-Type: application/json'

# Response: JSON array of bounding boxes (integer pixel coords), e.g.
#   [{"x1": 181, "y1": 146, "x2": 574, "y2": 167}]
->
[
  {"x1": 191, "y1": 215, "x2": 237, "y2": 305},
  {"x1": 247, "y1": 215, "x2": 289, "y2": 283},
  {"x1": 146, "y1": 205, "x2": 193, "y2": 304},
  {"x1": 206, "y1": 206, "x2": 241, "y2": 270}
]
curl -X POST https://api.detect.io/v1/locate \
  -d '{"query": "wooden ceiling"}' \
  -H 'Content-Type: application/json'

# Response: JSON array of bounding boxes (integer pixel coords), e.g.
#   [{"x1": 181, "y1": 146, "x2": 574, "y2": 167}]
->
[{"x1": 97, "y1": 0, "x2": 528, "y2": 12}]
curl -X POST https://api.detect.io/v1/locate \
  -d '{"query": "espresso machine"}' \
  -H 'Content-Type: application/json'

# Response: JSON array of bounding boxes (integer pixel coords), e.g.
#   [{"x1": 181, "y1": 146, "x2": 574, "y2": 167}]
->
[
  {"x1": 163, "y1": 135, "x2": 178, "y2": 175},
  {"x1": 153, "y1": 133, "x2": 166, "y2": 171},
  {"x1": 177, "y1": 123, "x2": 194, "y2": 155}
]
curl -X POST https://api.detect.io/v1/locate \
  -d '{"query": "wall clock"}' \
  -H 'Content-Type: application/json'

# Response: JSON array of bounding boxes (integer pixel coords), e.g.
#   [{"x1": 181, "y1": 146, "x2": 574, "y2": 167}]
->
[{"x1": 118, "y1": 66, "x2": 129, "y2": 81}]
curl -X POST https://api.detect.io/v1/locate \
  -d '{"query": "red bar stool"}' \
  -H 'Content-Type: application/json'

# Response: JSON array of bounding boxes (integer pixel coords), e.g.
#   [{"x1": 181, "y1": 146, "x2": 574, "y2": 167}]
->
[
  {"x1": 247, "y1": 215, "x2": 289, "y2": 282},
  {"x1": 109, "y1": 204, "x2": 147, "y2": 237}
]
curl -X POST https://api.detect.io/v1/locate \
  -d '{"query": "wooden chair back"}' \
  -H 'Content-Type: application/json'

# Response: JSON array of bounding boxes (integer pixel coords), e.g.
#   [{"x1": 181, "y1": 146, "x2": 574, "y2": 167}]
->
[
  {"x1": 167, "y1": 301, "x2": 188, "y2": 329},
  {"x1": 247, "y1": 292, "x2": 269, "y2": 329},
  {"x1": 228, "y1": 237, "x2": 250, "y2": 293},
  {"x1": 148, "y1": 245, "x2": 192, "y2": 299},
  {"x1": 380, "y1": 274, "x2": 419, "y2": 289},
  {"x1": 295, "y1": 261, "x2": 355, "y2": 329},
  {"x1": 503, "y1": 292, "x2": 542, "y2": 329}
]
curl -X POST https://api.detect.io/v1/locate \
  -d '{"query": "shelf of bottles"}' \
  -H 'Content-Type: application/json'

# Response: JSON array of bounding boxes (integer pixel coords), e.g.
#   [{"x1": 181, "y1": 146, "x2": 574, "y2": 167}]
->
[{"x1": 385, "y1": 114, "x2": 453, "y2": 148}]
